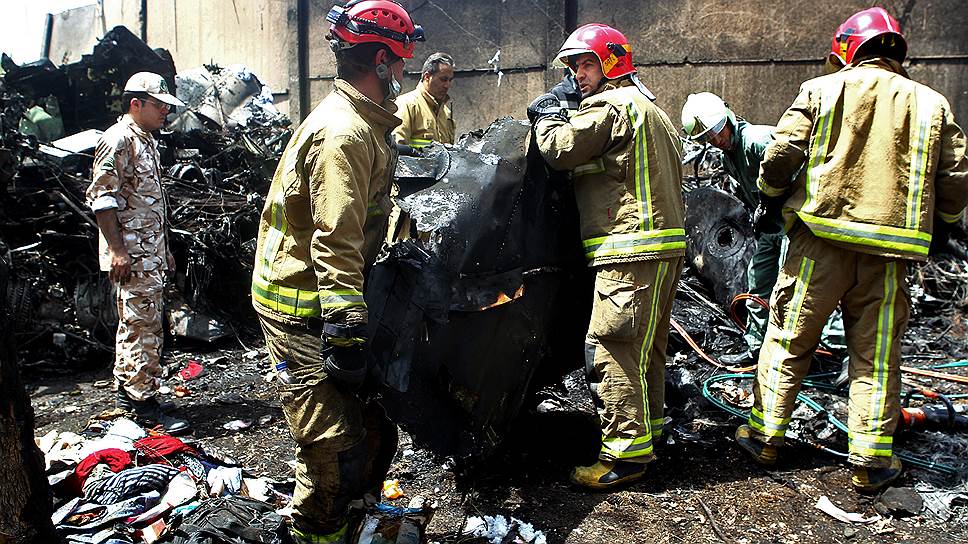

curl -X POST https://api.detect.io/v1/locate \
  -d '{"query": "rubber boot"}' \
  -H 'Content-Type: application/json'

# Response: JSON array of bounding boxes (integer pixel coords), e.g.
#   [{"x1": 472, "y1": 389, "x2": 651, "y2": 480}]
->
[
  {"x1": 569, "y1": 460, "x2": 646, "y2": 490},
  {"x1": 851, "y1": 456, "x2": 903, "y2": 494},
  {"x1": 116, "y1": 382, "x2": 176, "y2": 413},
  {"x1": 734, "y1": 424, "x2": 778, "y2": 465},
  {"x1": 132, "y1": 396, "x2": 191, "y2": 435}
]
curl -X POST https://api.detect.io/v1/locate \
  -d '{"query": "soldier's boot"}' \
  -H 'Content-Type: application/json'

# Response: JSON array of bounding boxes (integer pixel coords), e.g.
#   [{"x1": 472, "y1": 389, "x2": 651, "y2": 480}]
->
[
  {"x1": 734, "y1": 424, "x2": 778, "y2": 465},
  {"x1": 569, "y1": 460, "x2": 646, "y2": 490},
  {"x1": 116, "y1": 380, "x2": 176, "y2": 413},
  {"x1": 851, "y1": 456, "x2": 903, "y2": 494},
  {"x1": 132, "y1": 396, "x2": 191, "y2": 435}
]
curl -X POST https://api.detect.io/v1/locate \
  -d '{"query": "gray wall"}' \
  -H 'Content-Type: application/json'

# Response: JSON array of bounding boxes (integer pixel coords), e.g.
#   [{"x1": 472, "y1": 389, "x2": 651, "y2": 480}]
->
[{"x1": 46, "y1": 0, "x2": 968, "y2": 134}]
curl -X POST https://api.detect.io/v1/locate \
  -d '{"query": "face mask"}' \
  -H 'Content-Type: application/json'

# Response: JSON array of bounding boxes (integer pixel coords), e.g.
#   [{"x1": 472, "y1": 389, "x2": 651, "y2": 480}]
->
[{"x1": 388, "y1": 74, "x2": 402, "y2": 99}]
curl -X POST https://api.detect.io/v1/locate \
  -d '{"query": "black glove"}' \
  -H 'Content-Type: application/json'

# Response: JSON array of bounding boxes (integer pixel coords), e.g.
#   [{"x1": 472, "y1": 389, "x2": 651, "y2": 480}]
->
[
  {"x1": 549, "y1": 73, "x2": 581, "y2": 112},
  {"x1": 395, "y1": 142, "x2": 422, "y2": 157},
  {"x1": 929, "y1": 217, "x2": 953, "y2": 256},
  {"x1": 753, "y1": 194, "x2": 785, "y2": 234},
  {"x1": 321, "y1": 322, "x2": 368, "y2": 387},
  {"x1": 527, "y1": 93, "x2": 564, "y2": 125}
]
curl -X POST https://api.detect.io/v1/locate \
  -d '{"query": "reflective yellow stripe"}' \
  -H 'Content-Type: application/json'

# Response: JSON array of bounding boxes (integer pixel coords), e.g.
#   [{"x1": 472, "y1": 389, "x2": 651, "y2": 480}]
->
[
  {"x1": 637, "y1": 261, "x2": 668, "y2": 448},
  {"x1": 602, "y1": 434, "x2": 653, "y2": 459},
  {"x1": 748, "y1": 406, "x2": 791, "y2": 437},
  {"x1": 938, "y1": 209, "x2": 963, "y2": 224},
  {"x1": 409, "y1": 138, "x2": 433, "y2": 148},
  {"x1": 869, "y1": 262, "x2": 898, "y2": 434},
  {"x1": 756, "y1": 176, "x2": 786, "y2": 198},
  {"x1": 291, "y1": 523, "x2": 347, "y2": 543},
  {"x1": 367, "y1": 201, "x2": 383, "y2": 218},
  {"x1": 763, "y1": 256, "x2": 813, "y2": 419},
  {"x1": 650, "y1": 417, "x2": 665, "y2": 437},
  {"x1": 797, "y1": 212, "x2": 930, "y2": 256},
  {"x1": 905, "y1": 93, "x2": 934, "y2": 230},
  {"x1": 573, "y1": 158, "x2": 605, "y2": 177},
  {"x1": 251, "y1": 274, "x2": 321, "y2": 318},
  {"x1": 626, "y1": 102, "x2": 653, "y2": 230},
  {"x1": 848, "y1": 431, "x2": 893, "y2": 457},
  {"x1": 582, "y1": 229, "x2": 686, "y2": 260},
  {"x1": 803, "y1": 87, "x2": 837, "y2": 213}
]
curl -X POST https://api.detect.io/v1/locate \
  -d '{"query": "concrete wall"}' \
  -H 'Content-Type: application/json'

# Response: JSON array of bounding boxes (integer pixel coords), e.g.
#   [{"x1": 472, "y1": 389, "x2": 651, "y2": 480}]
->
[{"x1": 46, "y1": 0, "x2": 967, "y2": 131}]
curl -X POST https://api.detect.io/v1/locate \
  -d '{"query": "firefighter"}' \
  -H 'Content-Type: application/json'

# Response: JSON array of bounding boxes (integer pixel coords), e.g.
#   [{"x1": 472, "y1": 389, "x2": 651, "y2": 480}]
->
[
  {"x1": 87, "y1": 72, "x2": 189, "y2": 435},
  {"x1": 528, "y1": 23, "x2": 684, "y2": 490},
  {"x1": 393, "y1": 51, "x2": 456, "y2": 149},
  {"x1": 734, "y1": 7, "x2": 968, "y2": 493},
  {"x1": 680, "y1": 93, "x2": 846, "y2": 368},
  {"x1": 250, "y1": 1, "x2": 423, "y2": 541},
  {"x1": 388, "y1": 51, "x2": 455, "y2": 241}
]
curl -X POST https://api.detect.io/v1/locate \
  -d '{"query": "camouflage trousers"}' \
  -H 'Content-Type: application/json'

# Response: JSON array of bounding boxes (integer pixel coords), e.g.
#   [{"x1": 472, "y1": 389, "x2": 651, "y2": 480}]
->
[
  {"x1": 114, "y1": 270, "x2": 165, "y2": 401},
  {"x1": 258, "y1": 313, "x2": 397, "y2": 538},
  {"x1": 585, "y1": 258, "x2": 683, "y2": 464}
]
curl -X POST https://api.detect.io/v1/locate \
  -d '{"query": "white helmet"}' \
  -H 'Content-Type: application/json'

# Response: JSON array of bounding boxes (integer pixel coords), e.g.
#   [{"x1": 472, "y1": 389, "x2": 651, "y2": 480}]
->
[{"x1": 681, "y1": 92, "x2": 735, "y2": 141}]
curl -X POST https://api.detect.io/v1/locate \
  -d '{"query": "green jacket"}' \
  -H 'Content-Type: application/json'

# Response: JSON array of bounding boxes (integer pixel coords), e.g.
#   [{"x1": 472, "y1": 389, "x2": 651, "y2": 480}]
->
[
  {"x1": 758, "y1": 58, "x2": 968, "y2": 261},
  {"x1": 723, "y1": 120, "x2": 773, "y2": 211}
]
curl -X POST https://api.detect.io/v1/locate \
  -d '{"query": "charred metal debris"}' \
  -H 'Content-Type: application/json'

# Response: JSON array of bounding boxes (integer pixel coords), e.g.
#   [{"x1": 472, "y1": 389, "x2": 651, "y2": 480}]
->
[{"x1": 0, "y1": 27, "x2": 291, "y2": 373}]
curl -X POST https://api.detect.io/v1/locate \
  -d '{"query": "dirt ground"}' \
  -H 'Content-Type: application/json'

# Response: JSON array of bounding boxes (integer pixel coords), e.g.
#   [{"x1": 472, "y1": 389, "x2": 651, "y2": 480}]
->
[{"x1": 28, "y1": 338, "x2": 968, "y2": 544}]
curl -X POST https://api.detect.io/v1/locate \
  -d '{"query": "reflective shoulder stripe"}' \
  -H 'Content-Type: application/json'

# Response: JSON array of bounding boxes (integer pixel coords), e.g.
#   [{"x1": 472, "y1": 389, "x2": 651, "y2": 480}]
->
[
  {"x1": 251, "y1": 274, "x2": 322, "y2": 318},
  {"x1": 906, "y1": 90, "x2": 939, "y2": 230},
  {"x1": 803, "y1": 85, "x2": 838, "y2": 213},
  {"x1": 573, "y1": 158, "x2": 605, "y2": 177},
  {"x1": 797, "y1": 212, "x2": 931, "y2": 256},
  {"x1": 757, "y1": 176, "x2": 786, "y2": 198},
  {"x1": 938, "y1": 209, "x2": 964, "y2": 224},
  {"x1": 582, "y1": 228, "x2": 686, "y2": 260},
  {"x1": 625, "y1": 101, "x2": 653, "y2": 230}
]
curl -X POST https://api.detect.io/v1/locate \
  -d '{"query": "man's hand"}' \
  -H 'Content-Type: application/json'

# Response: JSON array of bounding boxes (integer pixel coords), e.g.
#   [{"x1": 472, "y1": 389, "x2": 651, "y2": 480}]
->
[
  {"x1": 109, "y1": 246, "x2": 132, "y2": 283},
  {"x1": 753, "y1": 194, "x2": 785, "y2": 235},
  {"x1": 527, "y1": 93, "x2": 565, "y2": 125},
  {"x1": 549, "y1": 73, "x2": 581, "y2": 111}
]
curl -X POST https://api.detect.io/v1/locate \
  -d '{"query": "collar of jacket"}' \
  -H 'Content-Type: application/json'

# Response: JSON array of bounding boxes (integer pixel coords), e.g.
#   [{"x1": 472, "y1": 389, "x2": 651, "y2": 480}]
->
[
  {"x1": 729, "y1": 118, "x2": 750, "y2": 152},
  {"x1": 419, "y1": 82, "x2": 449, "y2": 112},
  {"x1": 594, "y1": 77, "x2": 635, "y2": 96},
  {"x1": 848, "y1": 57, "x2": 910, "y2": 79},
  {"x1": 119, "y1": 114, "x2": 152, "y2": 139},
  {"x1": 333, "y1": 78, "x2": 401, "y2": 129}
]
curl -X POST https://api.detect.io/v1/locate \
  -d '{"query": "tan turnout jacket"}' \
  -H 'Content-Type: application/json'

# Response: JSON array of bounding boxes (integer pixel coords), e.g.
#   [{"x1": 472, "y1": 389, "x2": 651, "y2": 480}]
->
[
  {"x1": 535, "y1": 78, "x2": 685, "y2": 266},
  {"x1": 758, "y1": 58, "x2": 968, "y2": 261},
  {"x1": 392, "y1": 84, "x2": 455, "y2": 147},
  {"x1": 252, "y1": 79, "x2": 399, "y2": 325}
]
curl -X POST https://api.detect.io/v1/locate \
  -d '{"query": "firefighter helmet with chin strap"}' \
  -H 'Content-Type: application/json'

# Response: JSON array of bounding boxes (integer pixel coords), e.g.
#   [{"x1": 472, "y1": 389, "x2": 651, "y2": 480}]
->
[
  {"x1": 327, "y1": 0, "x2": 425, "y2": 59},
  {"x1": 555, "y1": 23, "x2": 635, "y2": 79},
  {"x1": 826, "y1": 7, "x2": 906, "y2": 72},
  {"x1": 681, "y1": 92, "x2": 736, "y2": 142}
]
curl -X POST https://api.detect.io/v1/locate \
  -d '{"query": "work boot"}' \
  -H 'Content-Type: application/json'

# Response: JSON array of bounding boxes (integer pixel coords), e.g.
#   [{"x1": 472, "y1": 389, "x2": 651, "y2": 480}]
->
[
  {"x1": 851, "y1": 456, "x2": 903, "y2": 494},
  {"x1": 116, "y1": 381, "x2": 176, "y2": 413},
  {"x1": 720, "y1": 349, "x2": 759, "y2": 368},
  {"x1": 569, "y1": 460, "x2": 646, "y2": 490},
  {"x1": 734, "y1": 424, "x2": 778, "y2": 465},
  {"x1": 132, "y1": 397, "x2": 191, "y2": 435}
]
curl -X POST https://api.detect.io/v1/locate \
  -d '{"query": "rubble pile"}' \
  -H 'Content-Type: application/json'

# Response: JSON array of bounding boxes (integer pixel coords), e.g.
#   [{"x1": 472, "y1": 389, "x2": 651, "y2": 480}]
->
[{"x1": 0, "y1": 27, "x2": 291, "y2": 372}]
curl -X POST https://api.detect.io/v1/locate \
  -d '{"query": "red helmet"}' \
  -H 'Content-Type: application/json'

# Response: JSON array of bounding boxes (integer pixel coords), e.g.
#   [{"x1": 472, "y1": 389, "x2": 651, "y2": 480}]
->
[
  {"x1": 327, "y1": 0, "x2": 424, "y2": 59},
  {"x1": 556, "y1": 23, "x2": 635, "y2": 79},
  {"x1": 828, "y1": 7, "x2": 906, "y2": 68}
]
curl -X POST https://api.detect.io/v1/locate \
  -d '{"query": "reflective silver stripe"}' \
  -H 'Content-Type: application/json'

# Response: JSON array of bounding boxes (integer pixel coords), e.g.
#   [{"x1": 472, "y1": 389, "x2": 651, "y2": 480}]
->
[
  {"x1": 803, "y1": 87, "x2": 837, "y2": 213},
  {"x1": 906, "y1": 91, "x2": 936, "y2": 230},
  {"x1": 798, "y1": 212, "x2": 931, "y2": 255},
  {"x1": 869, "y1": 262, "x2": 898, "y2": 433},
  {"x1": 626, "y1": 102, "x2": 653, "y2": 230},
  {"x1": 573, "y1": 158, "x2": 605, "y2": 176}
]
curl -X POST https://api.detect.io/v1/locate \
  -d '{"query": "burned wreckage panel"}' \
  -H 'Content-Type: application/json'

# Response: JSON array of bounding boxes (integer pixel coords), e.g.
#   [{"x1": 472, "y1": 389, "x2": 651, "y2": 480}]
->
[{"x1": 367, "y1": 118, "x2": 591, "y2": 458}]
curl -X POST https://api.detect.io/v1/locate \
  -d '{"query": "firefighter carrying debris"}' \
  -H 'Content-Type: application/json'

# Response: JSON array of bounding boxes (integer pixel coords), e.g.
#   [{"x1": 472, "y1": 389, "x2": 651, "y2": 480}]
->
[
  {"x1": 528, "y1": 23, "x2": 685, "y2": 490},
  {"x1": 734, "y1": 7, "x2": 968, "y2": 493},
  {"x1": 250, "y1": 0, "x2": 423, "y2": 541}
]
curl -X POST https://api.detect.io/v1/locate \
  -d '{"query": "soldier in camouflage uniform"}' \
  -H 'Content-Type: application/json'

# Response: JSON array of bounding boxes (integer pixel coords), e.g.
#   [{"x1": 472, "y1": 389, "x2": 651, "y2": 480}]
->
[{"x1": 86, "y1": 72, "x2": 190, "y2": 434}]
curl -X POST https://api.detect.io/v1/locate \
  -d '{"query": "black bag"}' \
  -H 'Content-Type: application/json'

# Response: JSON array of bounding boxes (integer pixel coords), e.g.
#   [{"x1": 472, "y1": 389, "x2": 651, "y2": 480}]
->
[{"x1": 165, "y1": 496, "x2": 288, "y2": 544}]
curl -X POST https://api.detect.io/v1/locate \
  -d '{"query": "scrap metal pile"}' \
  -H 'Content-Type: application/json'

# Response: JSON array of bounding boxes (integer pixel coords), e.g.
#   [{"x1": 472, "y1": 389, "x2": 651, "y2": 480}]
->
[{"x1": 0, "y1": 26, "x2": 291, "y2": 373}]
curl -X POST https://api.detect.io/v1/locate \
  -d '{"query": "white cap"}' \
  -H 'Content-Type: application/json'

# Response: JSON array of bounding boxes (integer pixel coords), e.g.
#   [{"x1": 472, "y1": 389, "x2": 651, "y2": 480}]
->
[{"x1": 123, "y1": 72, "x2": 185, "y2": 107}]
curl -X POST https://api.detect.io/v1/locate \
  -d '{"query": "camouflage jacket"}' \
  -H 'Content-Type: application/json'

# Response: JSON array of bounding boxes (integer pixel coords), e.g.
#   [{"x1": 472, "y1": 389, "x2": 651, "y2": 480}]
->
[{"x1": 86, "y1": 115, "x2": 170, "y2": 272}]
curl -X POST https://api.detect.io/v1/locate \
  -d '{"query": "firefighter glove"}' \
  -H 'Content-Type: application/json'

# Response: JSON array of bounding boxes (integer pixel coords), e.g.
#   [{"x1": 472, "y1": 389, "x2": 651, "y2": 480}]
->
[
  {"x1": 321, "y1": 322, "x2": 368, "y2": 387},
  {"x1": 527, "y1": 93, "x2": 565, "y2": 124},
  {"x1": 549, "y1": 73, "x2": 581, "y2": 111},
  {"x1": 395, "y1": 142, "x2": 422, "y2": 157},
  {"x1": 753, "y1": 194, "x2": 784, "y2": 235},
  {"x1": 929, "y1": 216, "x2": 954, "y2": 257}
]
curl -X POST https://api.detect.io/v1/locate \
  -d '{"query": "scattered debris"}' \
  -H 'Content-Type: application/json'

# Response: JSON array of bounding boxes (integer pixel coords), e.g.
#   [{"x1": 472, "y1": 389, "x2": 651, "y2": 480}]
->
[
  {"x1": 815, "y1": 495, "x2": 880, "y2": 524},
  {"x1": 463, "y1": 514, "x2": 547, "y2": 544},
  {"x1": 876, "y1": 487, "x2": 924, "y2": 517}
]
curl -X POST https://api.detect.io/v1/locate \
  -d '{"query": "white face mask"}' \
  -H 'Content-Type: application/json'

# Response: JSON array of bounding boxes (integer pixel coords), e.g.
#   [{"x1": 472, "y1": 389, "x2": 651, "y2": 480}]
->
[{"x1": 388, "y1": 74, "x2": 402, "y2": 99}]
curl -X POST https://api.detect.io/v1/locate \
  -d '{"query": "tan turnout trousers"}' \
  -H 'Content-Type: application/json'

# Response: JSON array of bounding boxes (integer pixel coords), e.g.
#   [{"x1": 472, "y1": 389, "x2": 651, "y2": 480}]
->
[
  {"x1": 748, "y1": 226, "x2": 910, "y2": 467},
  {"x1": 587, "y1": 257, "x2": 683, "y2": 463}
]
